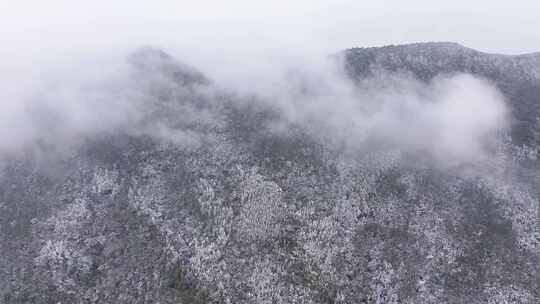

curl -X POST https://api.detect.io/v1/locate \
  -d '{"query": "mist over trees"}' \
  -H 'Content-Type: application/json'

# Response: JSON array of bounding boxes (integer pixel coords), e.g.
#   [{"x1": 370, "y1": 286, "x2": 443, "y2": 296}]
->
[{"x1": 1, "y1": 42, "x2": 539, "y2": 303}]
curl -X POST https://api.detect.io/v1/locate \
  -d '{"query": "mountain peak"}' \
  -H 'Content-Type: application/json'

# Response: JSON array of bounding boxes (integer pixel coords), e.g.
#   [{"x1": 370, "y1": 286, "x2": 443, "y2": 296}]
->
[
  {"x1": 128, "y1": 46, "x2": 209, "y2": 86},
  {"x1": 346, "y1": 41, "x2": 476, "y2": 57},
  {"x1": 343, "y1": 41, "x2": 540, "y2": 83}
]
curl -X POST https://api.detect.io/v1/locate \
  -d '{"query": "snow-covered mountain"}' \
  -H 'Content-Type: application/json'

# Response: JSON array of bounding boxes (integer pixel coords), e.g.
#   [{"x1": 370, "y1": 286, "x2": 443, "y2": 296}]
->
[
  {"x1": 344, "y1": 42, "x2": 540, "y2": 145},
  {"x1": 1, "y1": 43, "x2": 539, "y2": 303}
]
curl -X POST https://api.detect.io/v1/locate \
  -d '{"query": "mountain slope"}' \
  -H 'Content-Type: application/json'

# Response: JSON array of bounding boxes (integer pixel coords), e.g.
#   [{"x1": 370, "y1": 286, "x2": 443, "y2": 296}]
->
[
  {"x1": 343, "y1": 42, "x2": 540, "y2": 145},
  {"x1": 1, "y1": 44, "x2": 539, "y2": 304}
]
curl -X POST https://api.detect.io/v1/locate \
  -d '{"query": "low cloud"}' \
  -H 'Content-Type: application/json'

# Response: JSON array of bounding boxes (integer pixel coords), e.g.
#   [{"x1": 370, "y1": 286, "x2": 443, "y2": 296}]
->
[
  {"x1": 249, "y1": 63, "x2": 509, "y2": 166},
  {"x1": 0, "y1": 48, "x2": 508, "y2": 168},
  {"x1": 0, "y1": 48, "x2": 216, "y2": 155}
]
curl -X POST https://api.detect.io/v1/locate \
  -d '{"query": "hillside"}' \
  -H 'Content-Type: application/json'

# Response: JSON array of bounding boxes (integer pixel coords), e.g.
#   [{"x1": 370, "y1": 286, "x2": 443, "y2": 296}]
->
[{"x1": 1, "y1": 43, "x2": 539, "y2": 304}]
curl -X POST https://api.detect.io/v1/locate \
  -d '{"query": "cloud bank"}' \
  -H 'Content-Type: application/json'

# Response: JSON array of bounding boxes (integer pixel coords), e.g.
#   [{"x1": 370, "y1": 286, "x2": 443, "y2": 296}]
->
[
  {"x1": 0, "y1": 45, "x2": 508, "y2": 168},
  {"x1": 267, "y1": 68, "x2": 508, "y2": 165}
]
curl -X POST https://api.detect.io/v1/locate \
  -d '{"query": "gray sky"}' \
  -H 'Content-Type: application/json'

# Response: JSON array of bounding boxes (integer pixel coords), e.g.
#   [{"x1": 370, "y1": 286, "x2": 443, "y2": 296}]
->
[{"x1": 1, "y1": 0, "x2": 539, "y2": 59}]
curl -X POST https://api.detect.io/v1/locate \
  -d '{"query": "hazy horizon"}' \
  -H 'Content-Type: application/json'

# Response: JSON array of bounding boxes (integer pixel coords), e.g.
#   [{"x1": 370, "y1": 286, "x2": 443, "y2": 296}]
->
[
  {"x1": 2, "y1": 1, "x2": 539, "y2": 103},
  {"x1": 2, "y1": 1, "x2": 540, "y2": 59}
]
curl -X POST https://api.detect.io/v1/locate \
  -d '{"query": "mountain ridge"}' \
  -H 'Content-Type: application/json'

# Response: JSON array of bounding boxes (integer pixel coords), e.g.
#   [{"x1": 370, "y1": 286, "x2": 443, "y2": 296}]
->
[
  {"x1": 342, "y1": 41, "x2": 540, "y2": 146},
  {"x1": 347, "y1": 41, "x2": 540, "y2": 58}
]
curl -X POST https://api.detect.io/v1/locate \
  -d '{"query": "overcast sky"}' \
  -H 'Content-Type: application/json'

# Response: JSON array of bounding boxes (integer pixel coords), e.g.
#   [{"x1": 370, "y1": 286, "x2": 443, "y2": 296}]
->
[
  {"x1": 1, "y1": 0, "x2": 539, "y2": 80},
  {"x1": 2, "y1": 1, "x2": 540, "y2": 53}
]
